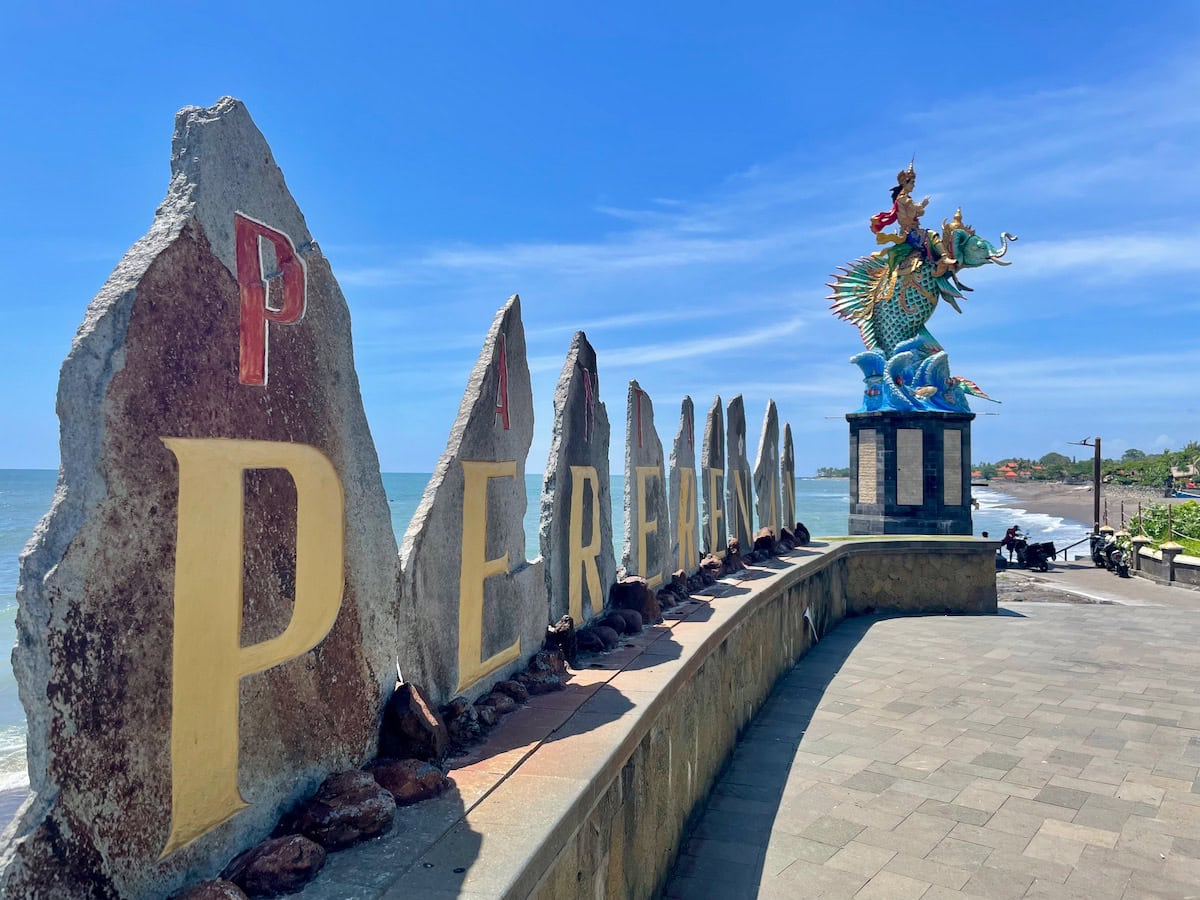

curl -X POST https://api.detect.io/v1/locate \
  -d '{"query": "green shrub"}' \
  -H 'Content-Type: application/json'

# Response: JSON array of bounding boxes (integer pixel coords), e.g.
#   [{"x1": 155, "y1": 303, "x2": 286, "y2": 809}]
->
[{"x1": 1127, "y1": 501, "x2": 1200, "y2": 556}]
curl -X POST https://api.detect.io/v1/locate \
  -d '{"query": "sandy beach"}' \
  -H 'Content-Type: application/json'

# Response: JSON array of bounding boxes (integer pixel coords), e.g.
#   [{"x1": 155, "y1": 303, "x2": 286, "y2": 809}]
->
[{"x1": 986, "y1": 480, "x2": 1191, "y2": 531}]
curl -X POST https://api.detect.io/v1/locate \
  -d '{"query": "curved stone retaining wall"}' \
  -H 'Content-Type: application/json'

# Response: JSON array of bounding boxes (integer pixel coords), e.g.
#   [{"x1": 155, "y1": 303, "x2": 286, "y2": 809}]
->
[{"x1": 527, "y1": 538, "x2": 993, "y2": 899}]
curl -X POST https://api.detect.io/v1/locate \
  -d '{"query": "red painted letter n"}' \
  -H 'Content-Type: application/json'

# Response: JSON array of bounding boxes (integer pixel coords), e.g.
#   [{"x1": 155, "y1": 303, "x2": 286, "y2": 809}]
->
[{"x1": 235, "y1": 213, "x2": 308, "y2": 386}]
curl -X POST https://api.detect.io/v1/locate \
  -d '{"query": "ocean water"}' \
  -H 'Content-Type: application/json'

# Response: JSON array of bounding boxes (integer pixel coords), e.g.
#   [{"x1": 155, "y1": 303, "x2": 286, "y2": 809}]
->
[{"x1": 0, "y1": 470, "x2": 1090, "y2": 792}]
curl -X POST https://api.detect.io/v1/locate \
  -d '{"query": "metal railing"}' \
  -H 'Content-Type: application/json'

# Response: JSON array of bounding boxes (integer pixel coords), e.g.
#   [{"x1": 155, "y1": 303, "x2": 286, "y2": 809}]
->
[{"x1": 1056, "y1": 534, "x2": 1094, "y2": 561}]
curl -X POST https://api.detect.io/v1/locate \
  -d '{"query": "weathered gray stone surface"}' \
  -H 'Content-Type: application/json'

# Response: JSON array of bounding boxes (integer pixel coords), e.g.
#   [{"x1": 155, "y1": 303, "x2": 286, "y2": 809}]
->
[
  {"x1": 621, "y1": 381, "x2": 671, "y2": 589},
  {"x1": 700, "y1": 396, "x2": 726, "y2": 555},
  {"x1": 753, "y1": 400, "x2": 781, "y2": 539},
  {"x1": 782, "y1": 423, "x2": 797, "y2": 529},
  {"x1": 668, "y1": 397, "x2": 701, "y2": 574},
  {"x1": 539, "y1": 332, "x2": 614, "y2": 626},
  {"x1": 400, "y1": 296, "x2": 546, "y2": 707},
  {"x1": 725, "y1": 395, "x2": 754, "y2": 551},
  {"x1": 2, "y1": 98, "x2": 398, "y2": 897}
]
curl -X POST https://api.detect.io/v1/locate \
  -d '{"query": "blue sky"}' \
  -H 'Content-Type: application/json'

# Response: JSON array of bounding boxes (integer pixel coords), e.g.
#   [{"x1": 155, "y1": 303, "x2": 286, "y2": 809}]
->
[{"x1": 2, "y1": 3, "x2": 1197, "y2": 473}]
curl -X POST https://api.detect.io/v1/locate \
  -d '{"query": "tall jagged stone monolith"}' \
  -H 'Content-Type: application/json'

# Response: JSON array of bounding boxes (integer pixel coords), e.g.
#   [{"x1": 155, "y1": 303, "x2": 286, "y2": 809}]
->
[
  {"x1": 782, "y1": 423, "x2": 797, "y2": 529},
  {"x1": 400, "y1": 296, "x2": 546, "y2": 706},
  {"x1": 700, "y1": 396, "x2": 726, "y2": 556},
  {"x1": 539, "y1": 332, "x2": 614, "y2": 627},
  {"x1": 1, "y1": 98, "x2": 398, "y2": 898},
  {"x1": 725, "y1": 395, "x2": 754, "y2": 551},
  {"x1": 753, "y1": 400, "x2": 781, "y2": 539},
  {"x1": 668, "y1": 397, "x2": 701, "y2": 574},
  {"x1": 621, "y1": 381, "x2": 671, "y2": 589}
]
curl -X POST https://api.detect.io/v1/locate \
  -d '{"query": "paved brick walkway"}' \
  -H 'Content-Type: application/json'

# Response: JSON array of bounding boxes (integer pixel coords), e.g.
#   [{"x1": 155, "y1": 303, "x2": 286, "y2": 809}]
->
[{"x1": 666, "y1": 602, "x2": 1200, "y2": 899}]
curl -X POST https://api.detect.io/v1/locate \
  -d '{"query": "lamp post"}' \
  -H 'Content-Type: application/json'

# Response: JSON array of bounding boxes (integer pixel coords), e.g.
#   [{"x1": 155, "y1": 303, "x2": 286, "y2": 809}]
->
[{"x1": 1069, "y1": 437, "x2": 1102, "y2": 534}]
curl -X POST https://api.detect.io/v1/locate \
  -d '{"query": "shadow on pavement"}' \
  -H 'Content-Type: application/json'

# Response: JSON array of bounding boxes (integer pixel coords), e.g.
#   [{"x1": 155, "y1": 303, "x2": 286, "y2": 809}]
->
[{"x1": 662, "y1": 609, "x2": 1017, "y2": 899}]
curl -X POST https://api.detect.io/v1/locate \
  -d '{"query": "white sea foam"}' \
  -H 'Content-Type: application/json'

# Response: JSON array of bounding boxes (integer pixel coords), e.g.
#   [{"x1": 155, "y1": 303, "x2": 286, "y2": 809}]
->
[
  {"x1": 0, "y1": 725, "x2": 28, "y2": 793},
  {"x1": 973, "y1": 487, "x2": 1091, "y2": 546}
]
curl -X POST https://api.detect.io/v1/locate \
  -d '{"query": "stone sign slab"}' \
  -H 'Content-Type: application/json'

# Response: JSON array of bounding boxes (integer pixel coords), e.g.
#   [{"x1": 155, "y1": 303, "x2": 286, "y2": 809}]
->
[
  {"x1": 753, "y1": 400, "x2": 781, "y2": 539},
  {"x1": 2, "y1": 98, "x2": 398, "y2": 897},
  {"x1": 400, "y1": 296, "x2": 546, "y2": 707},
  {"x1": 858, "y1": 429, "x2": 878, "y2": 505},
  {"x1": 621, "y1": 381, "x2": 671, "y2": 588},
  {"x1": 539, "y1": 332, "x2": 614, "y2": 626},
  {"x1": 782, "y1": 423, "x2": 797, "y2": 529},
  {"x1": 725, "y1": 395, "x2": 754, "y2": 551},
  {"x1": 897, "y1": 428, "x2": 924, "y2": 506},
  {"x1": 700, "y1": 396, "x2": 726, "y2": 556},
  {"x1": 668, "y1": 397, "x2": 700, "y2": 574},
  {"x1": 944, "y1": 428, "x2": 963, "y2": 507}
]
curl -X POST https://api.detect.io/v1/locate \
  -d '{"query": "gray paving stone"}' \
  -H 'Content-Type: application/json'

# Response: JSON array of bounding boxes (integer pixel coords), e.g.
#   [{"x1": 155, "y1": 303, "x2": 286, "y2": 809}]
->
[
  {"x1": 665, "y1": 604, "x2": 1200, "y2": 899},
  {"x1": 802, "y1": 815, "x2": 867, "y2": 848},
  {"x1": 1045, "y1": 748, "x2": 1094, "y2": 771},
  {"x1": 825, "y1": 840, "x2": 896, "y2": 878},
  {"x1": 1171, "y1": 835, "x2": 1200, "y2": 858},
  {"x1": 927, "y1": 836, "x2": 994, "y2": 869},
  {"x1": 884, "y1": 852, "x2": 972, "y2": 890},
  {"x1": 972, "y1": 751, "x2": 1023, "y2": 771},
  {"x1": 917, "y1": 800, "x2": 994, "y2": 826},
  {"x1": 854, "y1": 869, "x2": 931, "y2": 899},
  {"x1": 765, "y1": 859, "x2": 868, "y2": 898},
  {"x1": 843, "y1": 770, "x2": 900, "y2": 794},
  {"x1": 962, "y1": 864, "x2": 1034, "y2": 900},
  {"x1": 1034, "y1": 785, "x2": 1091, "y2": 810}
]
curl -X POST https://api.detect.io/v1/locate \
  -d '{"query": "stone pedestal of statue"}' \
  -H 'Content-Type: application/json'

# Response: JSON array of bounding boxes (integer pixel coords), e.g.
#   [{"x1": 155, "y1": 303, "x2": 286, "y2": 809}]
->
[{"x1": 847, "y1": 410, "x2": 974, "y2": 535}]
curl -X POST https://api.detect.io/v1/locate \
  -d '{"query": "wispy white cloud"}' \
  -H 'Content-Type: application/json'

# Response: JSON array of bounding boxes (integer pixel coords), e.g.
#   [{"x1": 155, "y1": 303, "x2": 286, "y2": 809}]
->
[
  {"x1": 529, "y1": 315, "x2": 809, "y2": 373},
  {"x1": 1004, "y1": 233, "x2": 1200, "y2": 281},
  {"x1": 968, "y1": 348, "x2": 1200, "y2": 390},
  {"x1": 524, "y1": 307, "x2": 719, "y2": 341},
  {"x1": 339, "y1": 219, "x2": 854, "y2": 288}
]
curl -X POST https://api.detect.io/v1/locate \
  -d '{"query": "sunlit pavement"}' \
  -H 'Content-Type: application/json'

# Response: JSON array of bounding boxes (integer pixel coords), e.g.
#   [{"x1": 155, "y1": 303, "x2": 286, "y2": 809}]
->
[
  {"x1": 999, "y1": 558, "x2": 1197, "y2": 609},
  {"x1": 666, "y1": 593, "x2": 1200, "y2": 899}
]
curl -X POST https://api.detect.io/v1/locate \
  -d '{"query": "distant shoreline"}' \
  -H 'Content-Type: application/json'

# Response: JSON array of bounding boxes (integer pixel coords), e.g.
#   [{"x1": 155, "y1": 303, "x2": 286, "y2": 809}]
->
[{"x1": 980, "y1": 480, "x2": 1187, "y2": 530}]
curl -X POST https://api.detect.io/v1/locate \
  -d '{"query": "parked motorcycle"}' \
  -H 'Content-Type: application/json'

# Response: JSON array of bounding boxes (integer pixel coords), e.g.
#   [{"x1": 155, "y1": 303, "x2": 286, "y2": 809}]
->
[
  {"x1": 1108, "y1": 545, "x2": 1130, "y2": 578},
  {"x1": 1021, "y1": 540, "x2": 1056, "y2": 572},
  {"x1": 1101, "y1": 538, "x2": 1130, "y2": 577},
  {"x1": 1002, "y1": 527, "x2": 1055, "y2": 572},
  {"x1": 1091, "y1": 533, "x2": 1130, "y2": 577}
]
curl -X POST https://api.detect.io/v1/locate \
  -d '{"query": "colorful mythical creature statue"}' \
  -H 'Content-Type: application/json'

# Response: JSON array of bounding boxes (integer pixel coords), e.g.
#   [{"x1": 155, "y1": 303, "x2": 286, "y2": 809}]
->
[{"x1": 829, "y1": 163, "x2": 1015, "y2": 412}]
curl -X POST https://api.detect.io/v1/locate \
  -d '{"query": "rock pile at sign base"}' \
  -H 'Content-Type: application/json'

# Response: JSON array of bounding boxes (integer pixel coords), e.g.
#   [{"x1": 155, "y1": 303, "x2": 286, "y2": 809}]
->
[
  {"x1": 367, "y1": 759, "x2": 451, "y2": 807},
  {"x1": 379, "y1": 682, "x2": 448, "y2": 762},
  {"x1": 282, "y1": 771, "x2": 395, "y2": 851},
  {"x1": 222, "y1": 835, "x2": 326, "y2": 898}
]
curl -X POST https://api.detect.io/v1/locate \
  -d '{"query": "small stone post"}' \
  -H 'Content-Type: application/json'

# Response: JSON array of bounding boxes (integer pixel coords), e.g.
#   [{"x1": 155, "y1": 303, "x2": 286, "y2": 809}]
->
[
  {"x1": 1130, "y1": 535, "x2": 1152, "y2": 572},
  {"x1": 1161, "y1": 542, "x2": 1184, "y2": 583}
]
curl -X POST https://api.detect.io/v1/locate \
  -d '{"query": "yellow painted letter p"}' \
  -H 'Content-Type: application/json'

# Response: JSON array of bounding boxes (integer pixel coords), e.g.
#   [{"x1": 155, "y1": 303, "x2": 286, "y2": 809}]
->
[{"x1": 160, "y1": 438, "x2": 345, "y2": 857}]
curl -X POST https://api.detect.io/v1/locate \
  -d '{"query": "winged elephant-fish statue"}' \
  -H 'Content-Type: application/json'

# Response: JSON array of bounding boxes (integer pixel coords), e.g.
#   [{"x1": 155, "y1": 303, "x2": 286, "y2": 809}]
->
[{"x1": 828, "y1": 162, "x2": 1015, "y2": 412}]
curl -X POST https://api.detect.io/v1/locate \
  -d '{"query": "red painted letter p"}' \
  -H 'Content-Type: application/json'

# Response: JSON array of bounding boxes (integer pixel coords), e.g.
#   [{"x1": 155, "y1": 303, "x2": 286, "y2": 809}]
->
[{"x1": 236, "y1": 213, "x2": 308, "y2": 386}]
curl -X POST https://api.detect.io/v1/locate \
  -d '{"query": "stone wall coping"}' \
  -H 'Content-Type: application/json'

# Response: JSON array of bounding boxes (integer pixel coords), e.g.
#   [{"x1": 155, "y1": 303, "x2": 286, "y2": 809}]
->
[
  {"x1": 1136, "y1": 546, "x2": 1200, "y2": 565},
  {"x1": 298, "y1": 537, "x2": 993, "y2": 898}
]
